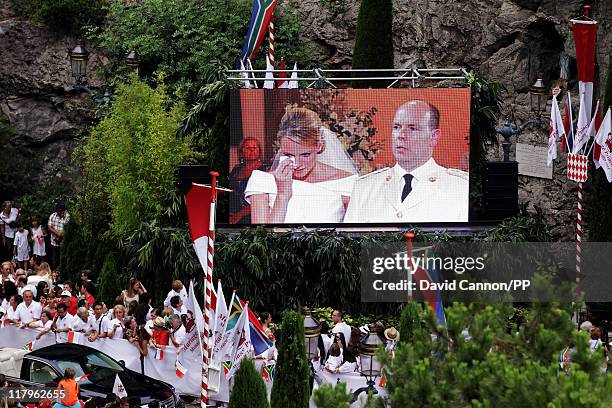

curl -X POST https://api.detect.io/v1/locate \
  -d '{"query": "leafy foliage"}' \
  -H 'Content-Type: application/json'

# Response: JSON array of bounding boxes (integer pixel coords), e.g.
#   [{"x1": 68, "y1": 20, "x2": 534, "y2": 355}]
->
[
  {"x1": 271, "y1": 310, "x2": 310, "y2": 408},
  {"x1": 482, "y1": 204, "x2": 552, "y2": 242},
  {"x1": 14, "y1": 0, "x2": 108, "y2": 35},
  {"x1": 313, "y1": 382, "x2": 352, "y2": 408},
  {"x1": 351, "y1": 0, "x2": 394, "y2": 87},
  {"x1": 73, "y1": 75, "x2": 195, "y2": 239},
  {"x1": 377, "y1": 292, "x2": 611, "y2": 408},
  {"x1": 228, "y1": 358, "x2": 269, "y2": 408},
  {"x1": 588, "y1": 55, "x2": 612, "y2": 241},
  {"x1": 121, "y1": 217, "x2": 200, "y2": 304},
  {"x1": 398, "y1": 302, "x2": 421, "y2": 344},
  {"x1": 464, "y1": 73, "x2": 504, "y2": 213},
  {"x1": 91, "y1": 0, "x2": 311, "y2": 103},
  {"x1": 97, "y1": 251, "x2": 124, "y2": 305}
]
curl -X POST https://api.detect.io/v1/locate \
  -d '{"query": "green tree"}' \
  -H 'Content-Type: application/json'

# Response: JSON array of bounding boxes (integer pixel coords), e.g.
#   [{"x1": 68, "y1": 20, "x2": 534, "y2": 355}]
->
[
  {"x1": 92, "y1": 0, "x2": 312, "y2": 103},
  {"x1": 74, "y1": 75, "x2": 195, "y2": 239},
  {"x1": 379, "y1": 294, "x2": 610, "y2": 408},
  {"x1": 14, "y1": 0, "x2": 107, "y2": 35},
  {"x1": 228, "y1": 358, "x2": 269, "y2": 408},
  {"x1": 313, "y1": 382, "x2": 352, "y2": 408},
  {"x1": 588, "y1": 56, "x2": 612, "y2": 241},
  {"x1": 271, "y1": 310, "x2": 310, "y2": 408},
  {"x1": 398, "y1": 302, "x2": 422, "y2": 345},
  {"x1": 351, "y1": 0, "x2": 394, "y2": 88},
  {"x1": 97, "y1": 251, "x2": 124, "y2": 305}
]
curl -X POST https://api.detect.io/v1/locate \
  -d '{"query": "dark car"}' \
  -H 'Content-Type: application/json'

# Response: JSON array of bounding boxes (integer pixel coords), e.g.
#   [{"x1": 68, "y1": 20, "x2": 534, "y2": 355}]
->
[{"x1": 8, "y1": 343, "x2": 179, "y2": 407}]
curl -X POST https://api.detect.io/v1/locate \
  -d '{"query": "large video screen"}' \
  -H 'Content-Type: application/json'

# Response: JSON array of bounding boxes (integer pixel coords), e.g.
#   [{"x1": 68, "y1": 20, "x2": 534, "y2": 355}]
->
[{"x1": 229, "y1": 88, "x2": 471, "y2": 225}]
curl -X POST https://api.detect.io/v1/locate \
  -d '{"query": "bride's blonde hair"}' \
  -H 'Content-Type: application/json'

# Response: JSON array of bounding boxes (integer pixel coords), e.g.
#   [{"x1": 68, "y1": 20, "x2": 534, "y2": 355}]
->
[{"x1": 277, "y1": 107, "x2": 323, "y2": 147}]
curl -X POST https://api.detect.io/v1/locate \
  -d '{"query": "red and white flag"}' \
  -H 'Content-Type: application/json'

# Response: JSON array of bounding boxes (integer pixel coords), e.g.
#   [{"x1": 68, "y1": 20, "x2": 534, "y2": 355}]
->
[
  {"x1": 571, "y1": 18, "x2": 597, "y2": 120},
  {"x1": 211, "y1": 280, "x2": 228, "y2": 356},
  {"x1": 276, "y1": 58, "x2": 288, "y2": 88},
  {"x1": 67, "y1": 331, "x2": 84, "y2": 344},
  {"x1": 573, "y1": 97, "x2": 599, "y2": 154},
  {"x1": 75, "y1": 373, "x2": 91, "y2": 382},
  {"x1": 113, "y1": 373, "x2": 128, "y2": 398},
  {"x1": 548, "y1": 95, "x2": 565, "y2": 166},
  {"x1": 595, "y1": 108, "x2": 612, "y2": 182},
  {"x1": 175, "y1": 360, "x2": 188, "y2": 378}
]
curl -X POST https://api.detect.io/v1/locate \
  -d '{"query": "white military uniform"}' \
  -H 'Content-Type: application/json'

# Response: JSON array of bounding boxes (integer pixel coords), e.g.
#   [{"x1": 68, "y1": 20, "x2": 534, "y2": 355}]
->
[{"x1": 344, "y1": 158, "x2": 469, "y2": 223}]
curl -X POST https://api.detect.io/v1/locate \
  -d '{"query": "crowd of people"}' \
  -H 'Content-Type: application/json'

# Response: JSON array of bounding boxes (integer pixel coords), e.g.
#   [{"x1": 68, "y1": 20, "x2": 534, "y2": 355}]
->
[{"x1": 0, "y1": 258, "x2": 193, "y2": 361}]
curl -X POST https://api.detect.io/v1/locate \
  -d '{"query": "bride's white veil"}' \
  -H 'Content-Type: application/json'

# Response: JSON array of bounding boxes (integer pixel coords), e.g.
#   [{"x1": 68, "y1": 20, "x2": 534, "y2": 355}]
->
[{"x1": 318, "y1": 127, "x2": 359, "y2": 175}]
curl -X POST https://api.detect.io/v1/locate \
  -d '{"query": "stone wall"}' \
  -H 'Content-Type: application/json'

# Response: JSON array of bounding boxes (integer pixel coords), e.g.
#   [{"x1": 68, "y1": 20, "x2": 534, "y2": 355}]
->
[{"x1": 1, "y1": 0, "x2": 611, "y2": 239}]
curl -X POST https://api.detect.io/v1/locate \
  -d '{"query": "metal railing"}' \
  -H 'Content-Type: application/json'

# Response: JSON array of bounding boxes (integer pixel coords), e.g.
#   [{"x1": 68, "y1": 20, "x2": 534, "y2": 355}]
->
[{"x1": 225, "y1": 67, "x2": 469, "y2": 88}]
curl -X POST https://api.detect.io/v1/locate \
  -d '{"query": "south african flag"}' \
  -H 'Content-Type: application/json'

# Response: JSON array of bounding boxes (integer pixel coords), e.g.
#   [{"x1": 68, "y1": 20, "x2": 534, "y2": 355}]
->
[
  {"x1": 239, "y1": 0, "x2": 278, "y2": 62},
  {"x1": 223, "y1": 360, "x2": 233, "y2": 378}
]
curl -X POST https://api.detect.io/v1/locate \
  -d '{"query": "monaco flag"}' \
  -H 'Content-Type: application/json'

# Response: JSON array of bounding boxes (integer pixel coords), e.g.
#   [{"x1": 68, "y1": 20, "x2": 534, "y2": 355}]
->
[
  {"x1": 548, "y1": 95, "x2": 565, "y2": 166},
  {"x1": 595, "y1": 108, "x2": 612, "y2": 182},
  {"x1": 211, "y1": 280, "x2": 228, "y2": 355},
  {"x1": 573, "y1": 96, "x2": 599, "y2": 154},
  {"x1": 185, "y1": 183, "x2": 214, "y2": 275},
  {"x1": 571, "y1": 18, "x2": 597, "y2": 120}
]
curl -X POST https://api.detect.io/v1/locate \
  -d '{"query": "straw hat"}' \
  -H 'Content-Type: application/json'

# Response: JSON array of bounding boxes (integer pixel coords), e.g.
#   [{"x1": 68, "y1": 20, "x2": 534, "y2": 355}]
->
[
  {"x1": 153, "y1": 317, "x2": 166, "y2": 328},
  {"x1": 384, "y1": 327, "x2": 399, "y2": 341}
]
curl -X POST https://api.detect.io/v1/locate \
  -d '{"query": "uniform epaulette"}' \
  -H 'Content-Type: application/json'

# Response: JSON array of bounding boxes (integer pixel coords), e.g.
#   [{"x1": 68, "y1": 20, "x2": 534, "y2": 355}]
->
[
  {"x1": 358, "y1": 167, "x2": 391, "y2": 179},
  {"x1": 446, "y1": 168, "x2": 469, "y2": 180}
]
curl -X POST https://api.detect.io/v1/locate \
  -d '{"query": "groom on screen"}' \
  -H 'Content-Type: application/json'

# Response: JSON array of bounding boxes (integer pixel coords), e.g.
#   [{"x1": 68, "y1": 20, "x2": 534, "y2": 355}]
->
[{"x1": 344, "y1": 100, "x2": 469, "y2": 223}]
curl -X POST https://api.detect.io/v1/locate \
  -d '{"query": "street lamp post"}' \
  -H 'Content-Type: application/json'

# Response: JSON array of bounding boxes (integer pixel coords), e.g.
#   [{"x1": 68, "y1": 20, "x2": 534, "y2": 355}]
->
[
  {"x1": 125, "y1": 50, "x2": 139, "y2": 70},
  {"x1": 495, "y1": 75, "x2": 548, "y2": 161},
  {"x1": 352, "y1": 324, "x2": 384, "y2": 402},
  {"x1": 69, "y1": 44, "x2": 89, "y2": 85},
  {"x1": 303, "y1": 307, "x2": 321, "y2": 360}
]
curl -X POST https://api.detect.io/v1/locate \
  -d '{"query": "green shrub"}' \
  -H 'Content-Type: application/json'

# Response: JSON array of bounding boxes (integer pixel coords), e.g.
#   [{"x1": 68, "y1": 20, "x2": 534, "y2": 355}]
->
[
  {"x1": 313, "y1": 382, "x2": 352, "y2": 408},
  {"x1": 15, "y1": 0, "x2": 108, "y2": 35},
  {"x1": 398, "y1": 302, "x2": 421, "y2": 344},
  {"x1": 228, "y1": 358, "x2": 269, "y2": 408},
  {"x1": 97, "y1": 251, "x2": 124, "y2": 305},
  {"x1": 351, "y1": 0, "x2": 394, "y2": 88},
  {"x1": 271, "y1": 310, "x2": 310, "y2": 408}
]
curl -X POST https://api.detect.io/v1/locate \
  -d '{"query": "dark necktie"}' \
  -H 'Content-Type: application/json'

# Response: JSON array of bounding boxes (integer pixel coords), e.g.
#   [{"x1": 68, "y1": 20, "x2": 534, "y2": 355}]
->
[{"x1": 401, "y1": 174, "x2": 413, "y2": 202}]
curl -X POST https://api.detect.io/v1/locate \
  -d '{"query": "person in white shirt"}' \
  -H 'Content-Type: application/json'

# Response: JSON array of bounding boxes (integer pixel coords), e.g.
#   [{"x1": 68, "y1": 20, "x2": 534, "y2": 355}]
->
[
  {"x1": 29, "y1": 215, "x2": 46, "y2": 260},
  {"x1": 1, "y1": 261, "x2": 14, "y2": 284},
  {"x1": 71, "y1": 307, "x2": 96, "y2": 334},
  {"x1": 6, "y1": 294, "x2": 21, "y2": 322},
  {"x1": 107, "y1": 304, "x2": 126, "y2": 339},
  {"x1": 331, "y1": 309, "x2": 352, "y2": 346},
  {"x1": 0, "y1": 201, "x2": 20, "y2": 256},
  {"x1": 89, "y1": 302, "x2": 109, "y2": 341},
  {"x1": 14, "y1": 289, "x2": 41, "y2": 327},
  {"x1": 168, "y1": 314, "x2": 186, "y2": 349},
  {"x1": 33, "y1": 311, "x2": 53, "y2": 339},
  {"x1": 13, "y1": 223, "x2": 30, "y2": 270},
  {"x1": 169, "y1": 296, "x2": 188, "y2": 316},
  {"x1": 52, "y1": 303, "x2": 74, "y2": 343},
  {"x1": 163, "y1": 280, "x2": 188, "y2": 307},
  {"x1": 324, "y1": 343, "x2": 343, "y2": 372}
]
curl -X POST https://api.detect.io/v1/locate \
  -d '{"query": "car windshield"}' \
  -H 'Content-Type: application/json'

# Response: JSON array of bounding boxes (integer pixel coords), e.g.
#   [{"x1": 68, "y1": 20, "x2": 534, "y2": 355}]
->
[{"x1": 56, "y1": 350, "x2": 124, "y2": 385}]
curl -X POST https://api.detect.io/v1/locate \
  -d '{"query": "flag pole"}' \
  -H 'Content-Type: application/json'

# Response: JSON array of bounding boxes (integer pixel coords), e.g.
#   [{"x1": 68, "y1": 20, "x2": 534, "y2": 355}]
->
[
  {"x1": 404, "y1": 232, "x2": 415, "y2": 302},
  {"x1": 268, "y1": 14, "x2": 275, "y2": 68},
  {"x1": 201, "y1": 171, "x2": 219, "y2": 408}
]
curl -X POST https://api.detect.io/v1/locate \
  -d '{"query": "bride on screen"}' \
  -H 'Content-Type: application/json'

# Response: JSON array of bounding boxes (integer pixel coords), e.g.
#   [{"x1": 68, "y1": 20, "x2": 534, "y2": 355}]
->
[{"x1": 245, "y1": 107, "x2": 358, "y2": 223}]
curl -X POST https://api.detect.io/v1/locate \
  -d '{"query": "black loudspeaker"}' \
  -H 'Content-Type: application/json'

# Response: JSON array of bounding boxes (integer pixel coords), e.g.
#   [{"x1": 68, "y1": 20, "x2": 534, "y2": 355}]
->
[
  {"x1": 483, "y1": 161, "x2": 519, "y2": 220},
  {"x1": 175, "y1": 165, "x2": 211, "y2": 195}
]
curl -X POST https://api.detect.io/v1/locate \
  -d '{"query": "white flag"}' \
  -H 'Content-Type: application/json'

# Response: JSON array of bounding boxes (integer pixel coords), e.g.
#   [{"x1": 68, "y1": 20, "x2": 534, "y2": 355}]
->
[
  {"x1": 239, "y1": 60, "x2": 251, "y2": 89},
  {"x1": 263, "y1": 54, "x2": 275, "y2": 89},
  {"x1": 211, "y1": 280, "x2": 228, "y2": 355},
  {"x1": 226, "y1": 303, "x2": 252, "y2": 379},
  {"x1": 113, "y1": 373, "x2": 128, "y2": 397},
  {"x1": 288, "y1": 62, "x2": 299, "y2": 89},
  {"x1": 246, "y1": 59, "x2": 258, "y2": 89},
  {"x1": 548, "y1": 95, "x2": 565, "y2": 166},
  {"x1": 573, "y1": 96, "x2": 599, "y2": 154},
  {"x1": 595, "y1": 108, "x2": 612, "y2": 182},
  {"x1": 214, "y1": 291, "x2": 236, "y2": 361}
]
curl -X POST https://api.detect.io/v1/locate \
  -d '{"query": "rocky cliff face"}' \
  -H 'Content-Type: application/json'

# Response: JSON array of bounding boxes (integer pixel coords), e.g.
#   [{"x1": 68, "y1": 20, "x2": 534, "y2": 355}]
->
[{"x1": 1, "y1": 0, "x2": 611, "y2": 239}]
